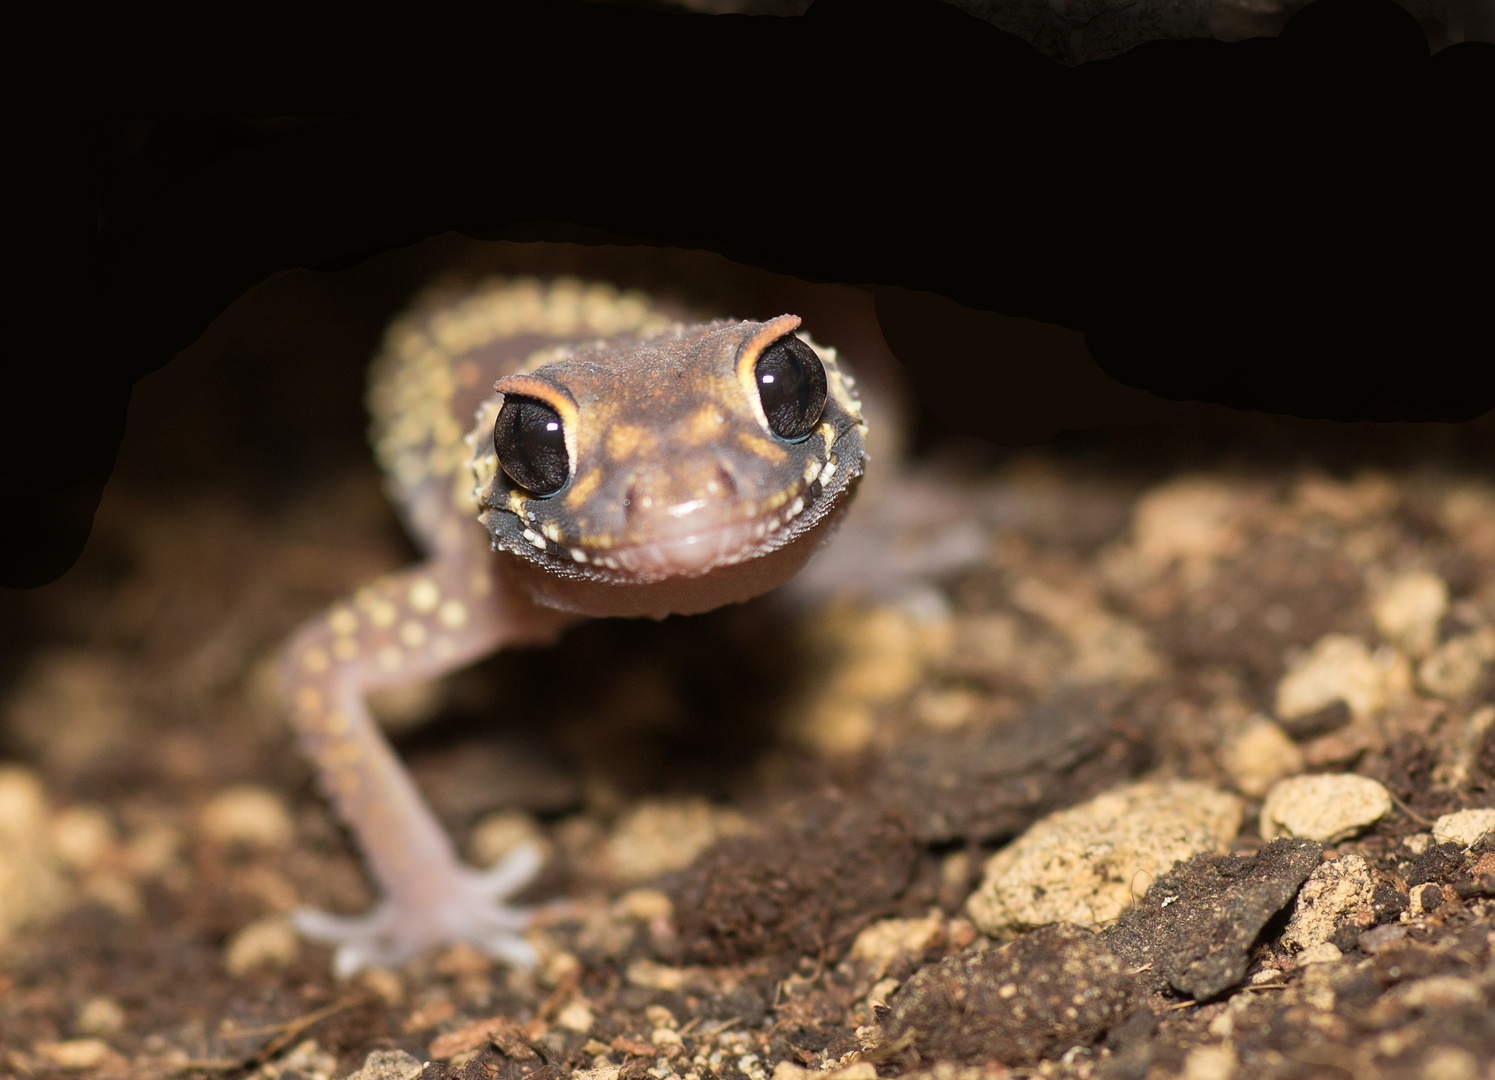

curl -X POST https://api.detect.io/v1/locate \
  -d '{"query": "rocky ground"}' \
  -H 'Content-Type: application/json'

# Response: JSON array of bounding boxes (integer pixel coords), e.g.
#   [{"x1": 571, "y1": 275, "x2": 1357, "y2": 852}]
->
[{"x1": 3, "y1": 251, "x2": 1494, "y2": 1080}]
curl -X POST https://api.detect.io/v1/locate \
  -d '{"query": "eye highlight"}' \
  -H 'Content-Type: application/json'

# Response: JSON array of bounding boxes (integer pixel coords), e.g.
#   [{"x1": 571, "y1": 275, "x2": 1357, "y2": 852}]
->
[
  {"x1": 494, "y1": 396, "x2": 570, "y2": 496},
  {"x1": 753, "y1": 335, "x2": 827, "y2": 442}
]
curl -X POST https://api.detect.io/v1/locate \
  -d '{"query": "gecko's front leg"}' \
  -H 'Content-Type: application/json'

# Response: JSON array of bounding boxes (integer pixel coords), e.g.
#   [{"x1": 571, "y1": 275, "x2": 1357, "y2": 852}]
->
[{"x1": 282, "y1": 550, "x2": 571, "y2": 976}]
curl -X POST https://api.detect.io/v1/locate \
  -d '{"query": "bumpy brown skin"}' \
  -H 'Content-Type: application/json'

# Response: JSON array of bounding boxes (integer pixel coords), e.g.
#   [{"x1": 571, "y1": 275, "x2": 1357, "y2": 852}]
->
[{"x1": 280, "y1": 277, "x2": 866, "y2": 975}]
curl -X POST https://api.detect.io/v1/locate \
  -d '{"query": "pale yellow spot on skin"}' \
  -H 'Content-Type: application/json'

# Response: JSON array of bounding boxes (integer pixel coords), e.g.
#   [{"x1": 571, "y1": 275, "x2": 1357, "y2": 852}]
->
[
  {"x1": 438, "y1": 600, "x2": 469, "y2": 629},
  {"x1": 470, "y1": 570, "x2": 493, "y2": 598},
  {"x1": 331, "y1": 638, "x2": 358, "y2": 661},
  {"x1": 432, "y1": 637, "x2": 456, "y2": 661},
  {"x1": 685, "y1": 404, "x2": 726, "y2": 445},
  {"x1": 328, "y1": 740, "x2": 364, "y2": 765},
  {"x1": 295, "y1": 687, "x2": 322, "y2": 713},
  {"x1": 399, "y1": 621, "x2": 428, "y2": 648},
  {"x1": 737, "y1": 431, "x2": 788, "y2": 464},
  {"x1": 328, "y1": 608, "x2": 359, "y2": 636},
  {"x1": 408, "y1": 580, "x2": 440, "y2": 612},
  {"x1": 606, "y1": 424, "x2": 657, "y2": 462},
  {"x1": 302, "y1": 648, "x2": 330, "y2": 674},
  {"x1": 394, "y1": 456, "x2": 427, "y2": 487},
  {"x1": 377, "y1": 646, "x2": 403, "y2": 671},
  {"x1": 325, "y1": 711, "x2": 351, "y2": 736},
  {"x1": 564, "y1": 469, "x2": 601, "y2": 509},
  {"x1": 369, "y1": 600, "x2": 398, "y2": 629}
]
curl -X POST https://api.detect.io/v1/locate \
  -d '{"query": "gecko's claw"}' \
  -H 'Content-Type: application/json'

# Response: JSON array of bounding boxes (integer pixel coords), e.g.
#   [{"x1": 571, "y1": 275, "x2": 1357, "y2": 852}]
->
[{"x1": 292, "y1": 843, "x2": 545, "y2": 977}]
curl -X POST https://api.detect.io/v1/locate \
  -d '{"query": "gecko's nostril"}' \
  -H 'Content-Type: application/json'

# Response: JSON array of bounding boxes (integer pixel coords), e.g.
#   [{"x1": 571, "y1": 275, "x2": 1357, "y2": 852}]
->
[{"x1": 711, "y1": 465, "x2": 739, "y2": 499}]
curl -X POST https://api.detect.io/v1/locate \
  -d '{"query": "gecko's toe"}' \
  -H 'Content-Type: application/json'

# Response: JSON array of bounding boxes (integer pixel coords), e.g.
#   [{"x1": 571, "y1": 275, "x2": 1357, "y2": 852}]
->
[
  {"x1": 291, "y1": 844, "x2": 547, "y2": 976},
  {"x1": 292, "y1": 904, "x2": 394, "y2": 945},
  {"x1": 474, "y1": 842, "x2": 545, "y2": 903},
  {"x1": 476, "y1": 929, "x2": 540, "y2": 968}
]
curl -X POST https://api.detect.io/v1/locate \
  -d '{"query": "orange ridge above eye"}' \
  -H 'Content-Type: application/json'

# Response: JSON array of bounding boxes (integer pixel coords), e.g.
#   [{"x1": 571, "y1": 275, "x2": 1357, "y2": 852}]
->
[{"x1": 734, "y1": 314, "x2": 803, "y2": 434}]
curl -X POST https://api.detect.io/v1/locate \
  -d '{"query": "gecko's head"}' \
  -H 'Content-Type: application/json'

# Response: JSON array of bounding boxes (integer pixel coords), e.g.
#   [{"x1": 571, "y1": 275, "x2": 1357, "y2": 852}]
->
[{"x1": 473, "y1": 315, "x2": 866, "y2": 619}]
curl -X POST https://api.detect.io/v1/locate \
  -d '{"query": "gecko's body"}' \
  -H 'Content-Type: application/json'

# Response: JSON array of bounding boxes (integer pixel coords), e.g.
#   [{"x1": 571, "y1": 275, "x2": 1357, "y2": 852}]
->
[{"x1": 282, "y1": 277, "x2": 867, "y2": 974}]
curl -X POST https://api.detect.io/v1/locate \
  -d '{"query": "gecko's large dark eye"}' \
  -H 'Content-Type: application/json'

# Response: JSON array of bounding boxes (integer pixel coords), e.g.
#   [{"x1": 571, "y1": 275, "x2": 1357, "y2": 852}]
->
[
  {"x1": 754, "y1": 335, "x2": 827, "y2": 442},
  {"x1": 494, "y1": 396, "x2": 569, "y2": 496}
]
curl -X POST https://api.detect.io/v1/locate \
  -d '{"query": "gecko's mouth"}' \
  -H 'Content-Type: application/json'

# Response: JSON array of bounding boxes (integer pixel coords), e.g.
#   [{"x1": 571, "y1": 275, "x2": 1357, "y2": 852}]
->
[{"x1": 565, "y1": 485, "x2": 825, "y2": 582}]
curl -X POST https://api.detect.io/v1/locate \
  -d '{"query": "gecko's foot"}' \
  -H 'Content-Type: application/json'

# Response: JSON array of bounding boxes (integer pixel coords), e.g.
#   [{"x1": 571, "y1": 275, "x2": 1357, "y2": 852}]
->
[{"x1": 293, "y1": 843, "x2": 544, "y2": 977}]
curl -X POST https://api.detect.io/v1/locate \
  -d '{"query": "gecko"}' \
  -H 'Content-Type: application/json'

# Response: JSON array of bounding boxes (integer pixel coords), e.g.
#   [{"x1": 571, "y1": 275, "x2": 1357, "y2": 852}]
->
[{"x1": 281, "y1": 276, "x2": 868, "y2": 975}]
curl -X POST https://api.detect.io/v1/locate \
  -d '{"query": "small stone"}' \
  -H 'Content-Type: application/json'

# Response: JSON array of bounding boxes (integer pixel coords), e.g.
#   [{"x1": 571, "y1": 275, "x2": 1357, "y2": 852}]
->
[
  {"x1": 1409, "y1": 882, "x2": 1446, "y2": 916},
  {"x1": 555, "y1": 1000, "x2": 594, "y2": 1034},
  {"x1": 614, "y1": 887, "x2": 672, "y2": 922},
  {"x1": 0, "y1": 766, "x2": 64, "y2": 941},
  {"x1": 1402, "y1": 833, "x2": 1434, "y2": 855},
  {"x1": 1295, "y1": 942, "x2": 1343, "y2": 965},
  {"x1": 1418, "y1": 628, "x2": 1495, "y2": 699},
  {"x1": 261, "y1": 1038, "x2": 336, "y2": 1080},
  {"x1": 49, "y1": 806, "x2": 118, "y2": 872},
  {"x1": 1181, "y1": 1044, "x2": 1238, "y2": 1080},
  {"x1": 34, "y1": 1038, "x2": 113, "y2": 1071},
  {"x1": 359, "y1": 967, "x2": 404, "y2": 1006},
  {"x1": 1129, "y1": 477, "x2": 1246, "y2": 567},
  {"x1": 604, "y1": 797, "x2": 746, "y2": 883},
  {"x1": 1372, "y1": 570, "x2": 1448, "y2": 657},
  {"x1": 1294, "y1": 472, "x2": 1397, "y2": 525},
  {"x1": 643, "y1": 1004, "x2": 677, "y2": 1028},
  {"x1": 1260, "y1": 774, "x2": 1391, "y2": 843},
  {"x1": 75, "y1": 996, "x2": 125, "y2": 1037},
  {"x1": 574, "y1": 1067, "x2": 622, "y2": 1080},
  {"x1": 1282, "y1": 854, "x2": 1376, "y2": 954},
  {"x1": 345, "y1": 1048, "x2": 424, "y2": 1080},
  {"x1": 1417, "y1": 1047, "x2": 1481, "y2": 1080},
  {"x1": 825, "y1": 1065, "x2": 877, "y2": 1080},
  {"x1": 626, "y1": 958, "x2": 687, "y2": 991},
  {"x1": 1431, "y1": 809, "x2": 1495, "y2": 848},
  {"x1": 844, "y1": 915, "x2": 945, "y2": 985},
  {"x1": 124, "y1": 823, "x2": 182, "y2": 878},
  {"x1": 224, "y1": 915, "x2": 300, "y2": 976},
  {"x1": 1218, "y1": 716, "x2": 1305, "y2": 798},
  {"x1": 849, "y1": 915, "x2": 944, "y2": 970},
  {"x1": 199, "y1": 785, "x2": 294, "y2": 850},
  {"x1": 1275, "y1": 635, "x2": 1387, "y2": 722},
  {"x1": 1391, "y1": 975, "x2": 1482, "y2": 1009},
  {"x1": 469, "y1": 808, "x2": 550, "y2": 870},
  {"x1": 650, "y1": 1027, "x2": 683, "y2": 1046},
  {"x1": 540, "y1": 948, "x2": 580, "y2": 988},
  {"x1": 967, "y1": 780, "x2": 1243, "y2": 932}
]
